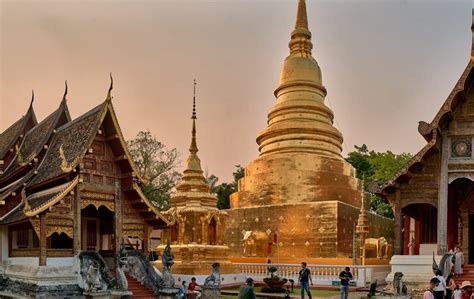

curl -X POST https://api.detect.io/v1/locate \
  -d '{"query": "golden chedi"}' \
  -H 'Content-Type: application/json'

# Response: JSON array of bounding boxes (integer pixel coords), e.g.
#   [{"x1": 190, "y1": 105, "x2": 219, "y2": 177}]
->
[
  {"x1": 225, "y1": 0, "x2": 393, "y2": 261},
  {"x1": 157, "y1": 82, "x2": 236, "y2": 275}
]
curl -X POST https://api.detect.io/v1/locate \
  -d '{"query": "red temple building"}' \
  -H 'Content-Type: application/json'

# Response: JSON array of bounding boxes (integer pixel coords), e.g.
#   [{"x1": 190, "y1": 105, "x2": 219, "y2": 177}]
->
[{"x1": 378, "y1": 9, "x2": 474, "y2": 289}]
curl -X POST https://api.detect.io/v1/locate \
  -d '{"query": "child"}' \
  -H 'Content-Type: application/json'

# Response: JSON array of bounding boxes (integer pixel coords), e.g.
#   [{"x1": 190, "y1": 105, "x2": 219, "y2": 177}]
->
[
  {"x1": 179, "y1": 281, "x2": 187, "y2": 298},
  {"x1": 454, "y1": 284, "x2": 462, "y2": 299}
]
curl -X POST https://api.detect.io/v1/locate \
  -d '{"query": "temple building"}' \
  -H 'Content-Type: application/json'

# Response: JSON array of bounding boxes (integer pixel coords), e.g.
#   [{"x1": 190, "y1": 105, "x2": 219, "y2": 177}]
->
[
  {"x1": 225, "y1": 0, "x2": 393, "y2": 262},
  {"x1": 378, "y1": 9, "x2": 474, "y2": 287},
  {"x1": 0, "y1": 82, "x2": 169, "y2": 295},
  {"x1": 157, "y1": 82, "x2": 237, "y2": 279}
]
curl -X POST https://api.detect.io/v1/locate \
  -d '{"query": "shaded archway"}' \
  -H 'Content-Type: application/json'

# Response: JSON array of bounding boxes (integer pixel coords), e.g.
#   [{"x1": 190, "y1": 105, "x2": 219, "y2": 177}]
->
[
  {"x1": 81, "y1": 205, "x2": 114, "y2": 256},
  {"x1": 402, "y1": 203, "x2": 437, "y2": 255},
  {"x1": 450, "y1": 177, "x2": 474, "y2": 263}
]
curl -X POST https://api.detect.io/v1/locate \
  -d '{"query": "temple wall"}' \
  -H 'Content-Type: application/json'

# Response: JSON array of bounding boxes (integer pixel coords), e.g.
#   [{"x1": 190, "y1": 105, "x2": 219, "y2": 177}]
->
[
  {"x1": 337, "y1": 202, "x2": 394, "y2": 258},
  {"x1": 231, "y1": 154, "x2": 362, "y2": 209},
  {"x1": 226, "y1": 201, "x2": 337, "y2": 260},
  {"x1": 225, "y1": 201, "x2": 394, "y2": 261}
]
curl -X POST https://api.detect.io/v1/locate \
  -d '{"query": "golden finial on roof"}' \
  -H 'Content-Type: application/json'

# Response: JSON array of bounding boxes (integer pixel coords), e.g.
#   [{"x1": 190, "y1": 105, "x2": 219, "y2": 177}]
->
[
  {"x1": 62, "y1": 80, "x2": 68, "y2": 102},
  {"x1": 21, "y1": 187, "x2": 31, "y2": 214},
  {"x1": 471, "y1": 8, "x2": 474, "y2": 63},
  {"x1": 106, "y1": 73, "x2": 114, "y2": 102},
  {"x1": 59, "y1": 144, "x2": 73, "y2": 173}
]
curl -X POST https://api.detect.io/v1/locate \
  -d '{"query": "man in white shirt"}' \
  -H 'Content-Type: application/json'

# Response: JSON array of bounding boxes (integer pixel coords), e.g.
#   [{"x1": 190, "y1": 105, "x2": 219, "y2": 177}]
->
[{"x1": 433, "y1": 270, "x2": 446, "y2": 299}]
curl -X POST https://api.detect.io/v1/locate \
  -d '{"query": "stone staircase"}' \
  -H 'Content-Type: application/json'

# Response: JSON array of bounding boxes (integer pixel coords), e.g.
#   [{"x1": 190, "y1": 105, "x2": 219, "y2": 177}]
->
[
  {"x1": 455, "y1": 264, "x2": 474, "y2": 283},
  {"x1": 125, "y1": 273, "x2": 157, "y2": 299}
]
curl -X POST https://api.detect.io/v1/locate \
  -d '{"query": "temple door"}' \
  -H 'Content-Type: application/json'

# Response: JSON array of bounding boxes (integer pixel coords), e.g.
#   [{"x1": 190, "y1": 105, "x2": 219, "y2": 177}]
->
[{"x1": 83, "y1": 219, "x2": 99, "y2": 251}]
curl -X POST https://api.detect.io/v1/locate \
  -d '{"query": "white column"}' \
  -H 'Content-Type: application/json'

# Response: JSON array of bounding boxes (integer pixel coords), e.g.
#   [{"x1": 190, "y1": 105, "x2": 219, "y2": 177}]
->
[{"x1": 437, "y1": 134, "x2": 449, "y2": 254}]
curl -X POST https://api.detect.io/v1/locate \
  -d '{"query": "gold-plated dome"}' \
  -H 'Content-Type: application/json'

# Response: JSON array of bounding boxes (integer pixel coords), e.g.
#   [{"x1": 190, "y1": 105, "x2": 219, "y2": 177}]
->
[{"x1": 257, "y1": 0, "x2": 343, "y2": 159}]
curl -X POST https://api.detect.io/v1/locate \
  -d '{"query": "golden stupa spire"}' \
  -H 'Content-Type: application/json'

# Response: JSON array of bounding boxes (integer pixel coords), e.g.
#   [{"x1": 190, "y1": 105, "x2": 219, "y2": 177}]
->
[
  {"x1": 190, "y1": 79, "x2": 198, "y2": 154},
  {"x1": 256, "y1": 0, "x2": 343, "y2": 159},
  {"x1": 172, "y1": 79, "x2": 215, "y2": 203},
  {"x1": 290, "y1": 0, "x2": 312, "y2": 56}
]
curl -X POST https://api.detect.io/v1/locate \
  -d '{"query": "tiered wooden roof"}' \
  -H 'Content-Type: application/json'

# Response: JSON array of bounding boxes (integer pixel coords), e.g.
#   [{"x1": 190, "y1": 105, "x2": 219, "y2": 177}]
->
[
  {"x1": 378, "y1": 63, "x2": 474, "y2": 195},
  {"x1": 0, "y1": 100, "x2": 37, "y2": 171},
  {"x1": 0, "y1": 86, "x2": 169, "y2": 228}
]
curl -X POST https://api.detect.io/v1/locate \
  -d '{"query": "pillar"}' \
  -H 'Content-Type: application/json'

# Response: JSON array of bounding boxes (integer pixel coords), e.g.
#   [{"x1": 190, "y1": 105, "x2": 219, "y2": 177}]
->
[
  {"x1": 393, "y1": 191, "x2": 402, "y2": 255},
  {"x1": 437, "y1": 134, "x2": 449, "y2": 254},
  {"x1": 0, "y1": 226, "x2": 8, "y2": 262},
  {"x1": 73, "y1": 185, "x2": 81, "y2": 254},
  {"x1": 39, "y1": 213, "x2": 47, "y2": 266},
  {"x1": 114, "y1": 179, "x2": 123, "y2": 257},
  {"x1": 143, "y1": 223, "x2": 149, "y2": 254}
]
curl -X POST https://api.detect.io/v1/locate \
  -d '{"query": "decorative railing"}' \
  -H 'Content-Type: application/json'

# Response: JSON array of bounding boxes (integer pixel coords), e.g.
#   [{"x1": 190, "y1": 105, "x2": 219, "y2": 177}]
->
[{"x1": 235, "y1": 263, "x2": 391, "y2": 287}]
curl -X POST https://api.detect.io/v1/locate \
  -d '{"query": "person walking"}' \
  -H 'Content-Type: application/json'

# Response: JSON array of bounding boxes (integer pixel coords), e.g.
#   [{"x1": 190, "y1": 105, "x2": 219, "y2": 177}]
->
[
  {"x1": 433, "y1": 270, "x2": 446, "y2": 299},
  {"x1": 298, "y1": 262, "x2": 313, "y2": 299},
  {"x1": 339, "y1": 267, "x2": 353, "y2": 299},
  {"x1": 239, "y1": 277, "x2": 256, "y2": 299},
  {"x1": 423, "y1": 277, "x2": 440, "y2": 299},
  {"x1": 455, "y1": 247, "x2": 465, "y2": 277}
]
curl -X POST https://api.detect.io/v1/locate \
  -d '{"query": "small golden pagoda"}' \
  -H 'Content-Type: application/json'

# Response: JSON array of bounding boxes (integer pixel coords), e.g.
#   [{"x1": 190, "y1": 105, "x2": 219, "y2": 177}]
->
[
  {"x1": 157, "y1": 81, "x2": 236, "y2": 275},
  {"x1": 225, "y1": 0, "x2": 394, "y2": 262}
]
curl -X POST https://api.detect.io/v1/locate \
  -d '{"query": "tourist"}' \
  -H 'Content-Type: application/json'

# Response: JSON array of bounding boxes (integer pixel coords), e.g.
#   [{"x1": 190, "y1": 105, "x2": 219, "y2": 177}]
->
[
  {"x1": 453, "y1": 284, "x2": 462, "y2": 299},
  {"x1": 339, "y1": 267, "x2": 353, "y2": 299},
  {"x1": 187, "y1": 277, "x2": 201, "y2": 299},
  {"x1": 423, "y1": 277, "x2": 440, "y2": 299},
  {"x1": 447, "y1": 274, "x2": 456, "y2": 299},
  {"x1": 179, "y1": 281, "x2": 187, "y2": 298},
  {"x1": 298, "y1": 262, "x2": 313, "y2": 299},
  {"x1": 455, "y1": 247, "x2": 465, "y2": 277},
  {"x1": 460, "y1": 281, "x2": 472, "y2": 299},
  {"x1": 239, "y1": 277, "x2": 256, "y2": 299},
  {"x1": 433, "y1": 270, "x2": 446, "y2": 299}
]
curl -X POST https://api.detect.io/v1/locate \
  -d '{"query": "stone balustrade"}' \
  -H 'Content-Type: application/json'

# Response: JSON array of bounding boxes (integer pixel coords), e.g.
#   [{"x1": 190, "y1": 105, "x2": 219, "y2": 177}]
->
[{"x1": 234, "y1": 263, "x2": 391, "y2": 287}]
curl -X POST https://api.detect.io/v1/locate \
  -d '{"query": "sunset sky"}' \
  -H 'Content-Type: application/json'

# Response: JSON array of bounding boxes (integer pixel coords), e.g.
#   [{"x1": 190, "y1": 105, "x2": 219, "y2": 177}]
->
[{"x1": 0, "y1": 0, "x2": 472, "y2": 182}]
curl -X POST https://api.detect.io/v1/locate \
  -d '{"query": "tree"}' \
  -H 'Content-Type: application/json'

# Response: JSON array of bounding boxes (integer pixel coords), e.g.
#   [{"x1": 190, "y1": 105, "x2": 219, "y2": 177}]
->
[
  {"x1": 128, "y1": 130, "x2": 182, "y2": 210},
  {"x1": 207, "y1": 165, "x2": 245, "y2": 209},
  {"x1": 345, "y1": 144, "x2": 412, "y2": 219}
]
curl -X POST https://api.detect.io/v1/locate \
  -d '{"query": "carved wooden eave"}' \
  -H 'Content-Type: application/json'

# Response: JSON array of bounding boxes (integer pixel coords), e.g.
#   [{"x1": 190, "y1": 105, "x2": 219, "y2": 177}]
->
[
  {"x1": 0, "y1": 172, "x2": 30, "y2": 200},
  {"x1": 23, "y1": 176, "x2": 79, "y2": 217},
  {"x1": 420, "y1": 63, "x2": 473, "y2": 142},
  {"x1": 132, "y1": 183, "x2": 171, "y2": 226},
  {"x1": 378, "y1": 136, "x2": 437, "y2": 197},
  {"x1": 104, "y1": 101, "x2": 145, "y2": 184},
  {"x1": 26, "y1": 102, "x2": 106, "y2": 188},
  {"x1": 378, "y1": 61, "x2": 474, "y2": 197}
]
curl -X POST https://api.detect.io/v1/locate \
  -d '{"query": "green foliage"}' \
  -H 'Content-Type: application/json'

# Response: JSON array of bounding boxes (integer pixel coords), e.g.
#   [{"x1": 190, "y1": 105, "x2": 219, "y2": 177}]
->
[
  {"x1": 128, "y1": 130, "x2": 182, "y2": 210},
  {"x1": 345, "y1": 144, "x2": 412, "y2": 219},
  {"x1": 206, "y1": 165, "x2": 245, "y2": 209}
]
